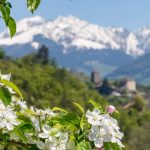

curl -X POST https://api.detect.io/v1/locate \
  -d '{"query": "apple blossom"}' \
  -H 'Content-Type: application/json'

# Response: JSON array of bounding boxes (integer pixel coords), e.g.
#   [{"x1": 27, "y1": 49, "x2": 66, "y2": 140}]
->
[{"x1": 86, "y1": 108, "x2": 102, "y2": 125}]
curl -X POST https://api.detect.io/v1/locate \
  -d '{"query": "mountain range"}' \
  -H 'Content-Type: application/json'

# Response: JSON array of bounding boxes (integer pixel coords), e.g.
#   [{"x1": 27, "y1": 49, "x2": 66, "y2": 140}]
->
[
  {"x1": 1, "y1": 15, "x2": 150, "y2": 84},
  {"x1": 107, "y1": 52, "x2": 150, "y2": 85}
]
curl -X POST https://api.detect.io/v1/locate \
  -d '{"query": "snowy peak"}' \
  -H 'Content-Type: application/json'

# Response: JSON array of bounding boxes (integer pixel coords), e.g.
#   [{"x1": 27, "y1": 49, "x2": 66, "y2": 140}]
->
[
  {"x1": 48, "y1": 16, "x2": 129, "y2": 50},
  {"x1": 17, "y1": 16, "x2": 45, "y2": 32},
  {"x1": 0, "y1": 15, "x2": 150, "y2": 57},
  {"x1": 0, "y1": 16, "x2": 45, "y2": 39}
]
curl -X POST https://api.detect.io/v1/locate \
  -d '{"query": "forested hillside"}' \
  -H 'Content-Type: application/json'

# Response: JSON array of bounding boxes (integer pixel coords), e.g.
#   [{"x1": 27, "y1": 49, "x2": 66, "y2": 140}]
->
[
  {"x1": 0, "y1": 48, "x2": 150, "y2": 149},
  {"x1": 0, "y1": 50, "x2": 106, "y2": 110}
]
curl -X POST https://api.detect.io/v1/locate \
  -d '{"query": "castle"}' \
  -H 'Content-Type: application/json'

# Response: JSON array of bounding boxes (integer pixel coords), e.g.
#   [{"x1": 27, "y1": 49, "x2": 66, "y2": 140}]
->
[
  {"x1": 91, "y1": 70, "x2": 101, "y2": 88},
  {"x1": 119, "y1": 78, "x2": 136, "y2": 92},
  {"x1": 91, "y1": 70, "x2": 137, "y2": 96}
]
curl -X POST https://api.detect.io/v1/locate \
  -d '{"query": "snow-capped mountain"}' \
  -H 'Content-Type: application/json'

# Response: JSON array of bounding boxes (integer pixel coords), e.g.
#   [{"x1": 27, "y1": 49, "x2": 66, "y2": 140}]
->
[
  {"x1": 0, "y1": 15, "x2": 150, "y2": 75},
  {"x1": 0, "y1": 15, "x2": 144, "y2": 56}
]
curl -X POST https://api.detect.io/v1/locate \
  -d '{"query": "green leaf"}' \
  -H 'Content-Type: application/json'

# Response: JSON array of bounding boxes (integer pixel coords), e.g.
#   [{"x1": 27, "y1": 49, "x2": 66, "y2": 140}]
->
[
  {"x1": 77, "y1": 141, "x2": 90, "y2": 150},
  {"x1": 7, "y1": 17, "x2": 16, "y2": 37},
  {"x1": 13, "y1": 127, "x2": 27, "y2": 143},
  {"x1": 115, "y1": 110, "x2": 120, "y2": 114},
  {"x1": 57, "y1": 112, "x2": 80, "y2": 128},
  {"x1": 27, "y1": 0, "x2": 41, "y2": 13},
  {"x1": 28, "y1": 144, "x2": 39, "y2": 150},
  {"x1": 72, "y1": 102, "x2": 84, "y2": 113},
  {"x1": 1, "y1": 79, "x2": 23, "y2": 99},
  {"x1": 104, "y1": 142, "x2": 111, "y2": 150},
  {"x1": 5, "y1": 2, "x2": 12, "y2": 8},
  {"x1": 20, "y1": 123, "x2": 35, "y2": 132},
  {"x1": 18, "y1": 114, "x2": 32, "y2": 123},
  {"x1": 52, "y1": 107, "x2": 68, "y2": 113},
  {"x1": 0, "y1": 4, "x2": 7, "y2": 21},
  {"x1": 1, "y1": 133, "x2": 10, "y2": 142},
  {"x1": 0, "y1": 0, "x2": 6, "y2": 4},
  {"x1": 0, "y1": 4, "x2": 11, "y2": 25},
  {"x1": 0, "y1": 3, "x2": 16, "y2": 37},
  {"x1": 110, "y1": 143, "x2": 122, "y2": 150},
  {"x1": 80, "y1": 115, "x2": 85, "y2": 131},
  {"x1": 0, "y1": 87, "x2": 11, "y2": 105},
  {"x1": 5, "y1": 6, "x2": 10, "y2": 17},
  {"x1": 88, "y1": 99, "x2": 102, "y2": 109}
]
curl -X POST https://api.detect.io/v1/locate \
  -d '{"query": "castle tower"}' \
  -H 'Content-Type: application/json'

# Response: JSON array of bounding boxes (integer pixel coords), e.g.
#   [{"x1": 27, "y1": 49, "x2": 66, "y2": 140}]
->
[{"x1": 91, "y1": 70, "x2": 101, "y2": 87}]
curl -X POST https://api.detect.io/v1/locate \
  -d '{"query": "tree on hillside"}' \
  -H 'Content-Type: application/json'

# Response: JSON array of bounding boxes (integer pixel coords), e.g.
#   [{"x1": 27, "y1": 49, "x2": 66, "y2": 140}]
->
[
  {"x1": 37, "y1": 45, "x2": 49, "y2": 65},
  {"x1": 0, "y1": 48, "x2": 5, "y2": 59}
]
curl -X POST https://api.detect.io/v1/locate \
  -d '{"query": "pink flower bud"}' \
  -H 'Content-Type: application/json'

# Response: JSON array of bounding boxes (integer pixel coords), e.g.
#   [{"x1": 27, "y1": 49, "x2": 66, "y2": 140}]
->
[{"x1": 107, "y1": 105, "x2": 116, "y2": 114}]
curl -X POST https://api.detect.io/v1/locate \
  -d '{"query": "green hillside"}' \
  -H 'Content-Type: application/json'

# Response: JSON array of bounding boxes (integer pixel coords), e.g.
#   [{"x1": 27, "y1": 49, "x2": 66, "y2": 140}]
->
[
  {"x1": 0, "y1": 55, "x2": 106, "y2": 110},
  {"x1": 0, "y1": 49, "x2": 150, "y2": 149}
]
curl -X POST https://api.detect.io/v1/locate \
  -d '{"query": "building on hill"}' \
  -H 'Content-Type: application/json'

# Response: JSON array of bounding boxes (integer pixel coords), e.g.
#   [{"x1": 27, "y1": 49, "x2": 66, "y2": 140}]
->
[
  {"x1": 98, "y1": 77, "x2": 137, "y2": 96},
  {"x1": 91, "y1": 70, "x2": 101, "y2": 88},
  {"x1": 119, "y1": 78, "x2": 137, "y2": 92},
  {"x1": 99, "y1": 79, "x2": 114, "y2": 95}
]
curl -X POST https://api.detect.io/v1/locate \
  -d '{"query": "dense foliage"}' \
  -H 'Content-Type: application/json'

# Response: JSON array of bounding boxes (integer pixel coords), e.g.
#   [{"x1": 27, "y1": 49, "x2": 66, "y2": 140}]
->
[{"x1": 0, "y1": 73, "x2": 124, "y2": 150}]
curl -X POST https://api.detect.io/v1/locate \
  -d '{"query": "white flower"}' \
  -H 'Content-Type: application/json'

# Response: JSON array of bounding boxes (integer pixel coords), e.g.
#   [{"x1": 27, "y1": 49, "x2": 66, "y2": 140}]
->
[
  {"x1": 111, "y1": 136, "x2": 125, "y2": 147},
  {"x1": 34, "y1": 108, "x2": 56, "y2": 117},
  {"x1": 31, "y1": 116, "x2": 41, "y2": 132},
  {"x1": 0, "y1": 101, "x2": 7, "y2": 118},
  {"x1": 45, "y1": 109, "x2": 56, "y2": 117},
  {"x1": 0, "y1": 110, "x2": 20, "y2": 130},
  {"x1": 0, "y1": 73, "x2": 11, "y2": 81},
  {"x1": 17, "y1": 100, "x2": 28, "y2": 110},
  {"x1": 0, "y1": 100, "x2": 21, "y2": 130},
  {"x1": 86, "y1": 108, "x2": 124, "y2": 148},
  {"x1": 30, "y1": 107, "x2": 46, "y2": 122},
  {"x1": 25, "y1": 133, "x2": 35, "y2": 144},
  {"x1": 89, "y1": 125, "x2": 111, "y2": 148},
  {"x1": 7, "y1": 87, "x2": 16, "y2": 94},
  {"x1": 36, "y1": 141, "x2": 45, "y2": 149},
  {"x1": 36, "y1": 109, "x2": 46, "y2": 116},
  {"x1": 30, "y1": 108, "x2": 55, "y2": 133},
  {"x1": 39, "y1": 124, "x2": 57, "y2": 141},
  {"x1": 50, "y1": 132, "x2": 68, "y2": 150},
  {"x1": 86, "y1": 109, "x2": 102, "y2": 125},
  {"x1": 11, "y1": 96, "x2": 28, "y2": 111},
  {"x1": 38, "y1": 125, "x2": 68, "y2": 150},
  {"x1": 0, "y1": 73, "x2": 16, "y2": 94},
  {"x1": 101, "y1": 115, "x2": 120, "y2": 133}
]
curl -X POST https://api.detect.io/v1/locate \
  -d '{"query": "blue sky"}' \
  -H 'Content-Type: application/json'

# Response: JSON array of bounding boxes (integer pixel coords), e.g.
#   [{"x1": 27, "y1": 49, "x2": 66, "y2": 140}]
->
[{"x1": 1, "y1": 0, "x2": 150, "y2": 31}]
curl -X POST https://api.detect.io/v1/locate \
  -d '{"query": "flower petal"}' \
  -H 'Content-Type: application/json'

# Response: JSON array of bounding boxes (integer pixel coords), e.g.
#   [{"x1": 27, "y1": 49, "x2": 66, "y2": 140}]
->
[
  {"x1": 88, "y1": 132, "x2": 96, "y2": 141},
  {"x1": 39, "y1": 133, "x2": 49, "y2": 139},
  {"x1": 92, "y1": 108, "x2": 100, "y2": 116},
  {"x1": 94, "y1": 138, "x2": 103, "y2": 148},
  {"x1": 36, "y1": 141, "x2": 45, "y2": 149},
  {"x1": 86, "y1": 110, "x2": 94, "y2": 119},
  {"x1": 6, "y1": 122, "x2": 14, "y2": 130}
]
